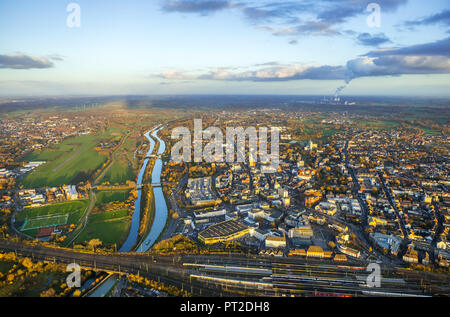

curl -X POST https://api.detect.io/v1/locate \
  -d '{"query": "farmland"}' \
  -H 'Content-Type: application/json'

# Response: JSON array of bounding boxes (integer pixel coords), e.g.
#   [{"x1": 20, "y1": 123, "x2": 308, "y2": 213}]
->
[
  {"x1": 95, "y1": 189, "x2": 131, "y2": 206},
  {"x1": 73, "y1": 209, "x2": 131, "y2": 247},
  {"x1": 20, "y1": 126, "x2": 127, "y2": 188},
  {"x1": 96, "y1": 131, "x2": 140, "y2": 185}
]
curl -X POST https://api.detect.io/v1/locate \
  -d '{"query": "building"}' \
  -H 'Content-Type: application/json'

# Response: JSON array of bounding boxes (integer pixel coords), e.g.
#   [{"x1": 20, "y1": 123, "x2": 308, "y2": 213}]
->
[
  {"x1": 334, "y1": 254, "x2": 348, "y2": 262},
  {"x1": 368, "y1": 216, "x2": 388, "y2": 227},
  {"x1": 289, "y1": 249, "x2": 307, "y2": 257},
  {"x1": 198, "y1": 219, "x2": 249, "y2": 244},
  {"x1": 250, "y1": 228, "x2": 269, "y2": 241},
  {"x1": 307, "y1": 245, "x2": 325, "y2": 258},
  {"x1": 194, "y1": 209, "x2": 226, "y2": 219},
  {"x1": 248, "y1": 208, "x2": 282, "y2": 223},
  {"x1": 370, "y1": 232, "x2": 402, "y2": 255},
  {"x1": 316, "y1": 201, "x2": 337, "y2": 216},
  {"x1": 403, "y1": 249, "x2": 419, "y2": 263},
  {"x1": 265, "y1": 235, "x2": 286, "y2": 249},
  {"x1": 339, "y1": 246, "x2": 361, "y2": 258},
  {"x1": 288, "y1": 225, "x2": 314, "y2": 240},
  {"x1": 63, "y1": 185, "x2": 78, "y2": 200},
  {"x1": 304, "y1": 140, "x2": 317, "y2": 151}
]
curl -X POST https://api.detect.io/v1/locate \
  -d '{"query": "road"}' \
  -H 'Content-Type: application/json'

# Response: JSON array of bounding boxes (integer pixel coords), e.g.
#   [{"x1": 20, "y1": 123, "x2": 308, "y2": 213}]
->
[
  {"x1": 94, "y1": 131, "x2": 132, "y2": 185},
  {"x1": 343, "y1": 141, "x2": 369, "y2": 227},
  {"x1": 377, "y1": 170, "x2": 409, "y2": 239}
]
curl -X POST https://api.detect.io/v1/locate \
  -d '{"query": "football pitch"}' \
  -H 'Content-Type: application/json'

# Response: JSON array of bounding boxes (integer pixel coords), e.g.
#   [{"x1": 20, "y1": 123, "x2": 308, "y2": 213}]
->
[{"x1": 21, "y1": 214, "x2": 69, "y2": 231}]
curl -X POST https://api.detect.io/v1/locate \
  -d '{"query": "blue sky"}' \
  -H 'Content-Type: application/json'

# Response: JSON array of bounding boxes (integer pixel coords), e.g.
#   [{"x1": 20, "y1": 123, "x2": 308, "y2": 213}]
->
[{"x1": 0, "y1": 0, "x2": 449, "y2": 96}]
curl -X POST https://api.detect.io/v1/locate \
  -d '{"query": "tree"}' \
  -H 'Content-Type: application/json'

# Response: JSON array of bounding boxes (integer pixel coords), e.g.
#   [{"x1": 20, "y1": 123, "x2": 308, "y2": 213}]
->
[
  {"x1": 73, "y1": 289, "x2": 82, "y2": 297},
  {"x1": 87, "y1": 238, "x2": 102, "y2": 251},
  {"x1": 40, "y1": 288, "x2": 56, "y2": 297},
  {"x1": 6, "y1": 274, "x2": 14, "y2": 283}
]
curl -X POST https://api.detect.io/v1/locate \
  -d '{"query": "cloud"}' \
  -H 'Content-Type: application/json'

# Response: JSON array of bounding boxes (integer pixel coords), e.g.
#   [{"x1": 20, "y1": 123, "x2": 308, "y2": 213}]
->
[
  {"x1": 0, "y1": 53, "x2": 57, "y2": 69},
  {"x1": 356, "y1": 33, "x2": 391, "y2": 46},
  {"x1": 253, "y1": 61, "x2": 280, "y2": 66},
  {"x1": 160, "y1": 69, "x2": 196, "y2": 80},
  {"x1": 404, "y1": 9, "x2": 450, "y2": 28},
  {"x1": 158, "y1": 64, "x2": 347, "y2": 81},
  {"x1": 365, "y1": 36, "x2": 450, "y2": 57},
  {"x1": 48, "y1": 54, "x2": 65, "y2": 61},
  {"x1": 347, "y1": 37, "x2": 450, "y2": 81},
  {"x1": 257, "y1": 20, "x2": 341, "y2": 37},
  {"x1": 160, "y1": 0, "x2": 408, "y2": 39},
  {"x1": 161, "y1": 0, "x2": 236, "y2": 15},
  {"x1": 156, "y1": 37, "x2": 450, "y2": 83},
  {"x1": 240, "y1": 2, "x2": 311, "y2": 23},
  {"x1": 346, "y1": 55, "x2": 450, "y2": 81},
  {"x1": 318, "y1": 0, "x2": 407, "y2": 23}
]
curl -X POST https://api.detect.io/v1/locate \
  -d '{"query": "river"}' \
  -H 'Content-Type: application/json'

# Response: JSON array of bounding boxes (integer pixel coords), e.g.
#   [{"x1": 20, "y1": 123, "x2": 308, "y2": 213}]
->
[
  {"x1": 135, "y1": 126, "x2": 168, "y2": 252},
  {"x1": 89, "y1": 125, "x2": 168, "y2": 296}
]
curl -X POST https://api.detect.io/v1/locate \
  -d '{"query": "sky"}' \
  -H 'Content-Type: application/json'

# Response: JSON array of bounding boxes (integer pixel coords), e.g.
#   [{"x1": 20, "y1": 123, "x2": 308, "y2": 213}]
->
[{"x1": 0, "y1": 0, "x2": 449, "y2": 97}]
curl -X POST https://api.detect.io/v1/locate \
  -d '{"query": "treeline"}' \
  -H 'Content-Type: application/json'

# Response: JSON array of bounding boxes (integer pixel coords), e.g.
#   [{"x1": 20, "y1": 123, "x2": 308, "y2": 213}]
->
[
  {"x1": 138, "y1": 184, "x2": 155, "y2": 238},
  {"x1": 127, "y1": 273, "x2": 191, "y2": 297},
  {"x1": 0, "y1": 251, "x2": 101, "y2": 297}
]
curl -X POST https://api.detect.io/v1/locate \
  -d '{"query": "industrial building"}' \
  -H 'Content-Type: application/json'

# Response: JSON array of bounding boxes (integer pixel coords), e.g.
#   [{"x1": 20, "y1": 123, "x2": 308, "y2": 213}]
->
[{"x1": 198, "y1": 219, "x2": 250, "y2": 244}]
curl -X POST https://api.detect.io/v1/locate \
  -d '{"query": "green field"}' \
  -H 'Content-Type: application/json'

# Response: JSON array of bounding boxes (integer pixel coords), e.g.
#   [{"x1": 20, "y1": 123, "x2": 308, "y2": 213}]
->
[
  {"x1": 95, "y1": 190, "x2": 131, "y2": 206},
  {"x1": 20, "y1": 127, "x2": 127, "y2": 188},
  {"x1": 99, "y1": 159, "x2": 135, "y2": 185},
  {"x1": 73, "y1": 209, "x2": 131, "y2": 246},
  {"x1": 357, "y1": 120, "x2": 400, "y2": 129},
  {"x1": 421, "y1": 128, "x2": 442, "y2": 135},
  {"x1": 21, "y1": 214, "x2": 69, "y2": 231},
  {"x1": 16, "y1": 200, "x2": 88, "y2": 226},
  {"x1": 97, "y1": 134, "x2": 138, "y2": 184}
]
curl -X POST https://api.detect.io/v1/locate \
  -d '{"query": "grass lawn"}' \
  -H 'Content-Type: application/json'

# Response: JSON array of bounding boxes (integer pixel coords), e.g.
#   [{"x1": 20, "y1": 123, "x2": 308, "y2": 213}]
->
[
  {"x1": 20, "y1": 126, "x2": 127, "y2": 188},
  {"x1": 97, "y1": 134, "x2": 138, "y2": 185},
  {"x1": 95, "y1": 190, "x2": 131, "y2": 206},
  {"x1": 74, "y1": 209, "x2": 131, "y2": 246},
  {"x1": 16, "y1": 200, "x2": 88, "y2": 224},
  {"x1": 357, "y1": 120, "x2": 400, "y2": 129},
  {"x1": 0, "y1": 262, "x2": 13, "y2": 274},
  {"x1": 320, "y1": 128, "x2": 339, "y2": 141},
  {"x1": 100, "y1": 160, "x2": 135, "y2": 185}
]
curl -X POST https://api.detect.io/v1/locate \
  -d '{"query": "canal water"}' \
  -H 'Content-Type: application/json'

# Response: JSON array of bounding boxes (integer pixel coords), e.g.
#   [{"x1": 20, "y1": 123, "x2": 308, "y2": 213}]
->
[
  {"x1": 136, "y1": 126, "x2": 168, "y2": 252},
  {"x1": 119, "y1": 127, "x2": 158, "y2": 252},
  {"x1": 89, "y1": 125, "x2": 168, "y2": 296}
]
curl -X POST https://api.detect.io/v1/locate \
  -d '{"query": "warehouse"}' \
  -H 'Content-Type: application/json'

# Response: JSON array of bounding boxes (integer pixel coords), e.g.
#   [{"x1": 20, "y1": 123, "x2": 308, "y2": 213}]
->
[{"x1": 198, "y1": 219, "x2": 250, "y2": 244}]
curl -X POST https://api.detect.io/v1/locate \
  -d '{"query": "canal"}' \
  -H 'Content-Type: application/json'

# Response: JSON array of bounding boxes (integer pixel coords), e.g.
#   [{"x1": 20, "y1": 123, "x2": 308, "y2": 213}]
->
[{"x1": 89, "y1": 125, "x2": 168, "y2": 296}]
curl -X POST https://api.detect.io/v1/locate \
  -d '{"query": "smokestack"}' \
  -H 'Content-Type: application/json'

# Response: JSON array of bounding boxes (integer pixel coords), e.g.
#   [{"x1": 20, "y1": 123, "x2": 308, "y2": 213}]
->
[{"x1": 334, "y1": 85, "x2": 347, "y2": 98}]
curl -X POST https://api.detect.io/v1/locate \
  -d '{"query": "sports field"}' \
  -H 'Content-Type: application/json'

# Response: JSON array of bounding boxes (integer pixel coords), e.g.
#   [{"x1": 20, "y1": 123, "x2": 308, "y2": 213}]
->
[
  {"x1": 16, "y1": 200, "x2": 88, "y2": 228},
  {"x1": 21, "y1": 214, "x2": 69, "y2": 231}
]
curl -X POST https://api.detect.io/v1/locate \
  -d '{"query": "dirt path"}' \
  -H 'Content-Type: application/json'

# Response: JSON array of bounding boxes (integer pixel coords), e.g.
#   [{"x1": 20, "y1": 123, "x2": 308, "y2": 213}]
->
[
  {"x1": 51, "y1": 146, "x2": 85, "y2": 173},
  {"x1": 94, "y1": 132, "x2": 131, "y2": 185},
  {"x1": 63, "y1": 190, "x2": 97, "y2": 247}
]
